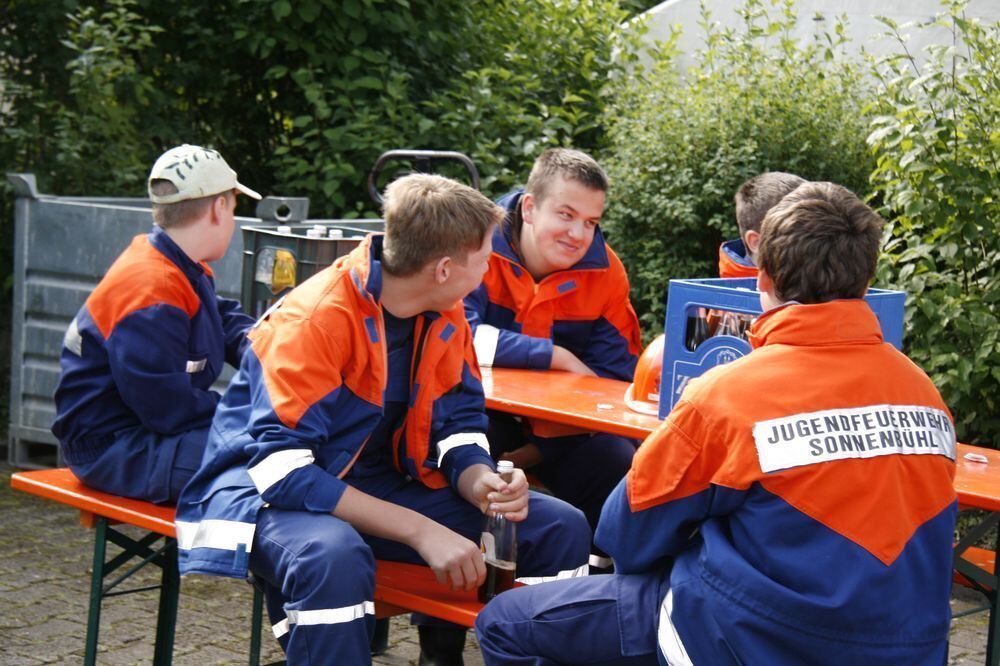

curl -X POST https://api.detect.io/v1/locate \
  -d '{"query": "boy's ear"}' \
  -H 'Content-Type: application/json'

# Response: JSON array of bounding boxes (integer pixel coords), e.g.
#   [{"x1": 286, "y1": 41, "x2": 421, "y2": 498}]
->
[
  {"x1": 756, "y1": 268, "x2": 774, "y2": 295},
  {"x1": 209, "y1": 193, "x2": 228, "y2": 225},
  {"x1": 521, "y1": 193, "x2": 535, "y2": 225},
  {"x1": 433, "y1": 256, "x2": 452, "y2": 284},
  {"x1": 744, "y1": 229, "x2": 761, "y2": 254}
]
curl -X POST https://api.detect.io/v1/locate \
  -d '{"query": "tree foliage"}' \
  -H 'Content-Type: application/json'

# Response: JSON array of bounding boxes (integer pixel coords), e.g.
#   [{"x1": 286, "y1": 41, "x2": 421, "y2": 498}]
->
[
  {"x1": 868, "y1": 3, "x2": 1000, "y2": 447},
  {"x1": 601, "y1": 0, "x2": 875, "y2": 333},
  {"x1": 0, "y1": 0, "x2": 638, "y2": 302}
]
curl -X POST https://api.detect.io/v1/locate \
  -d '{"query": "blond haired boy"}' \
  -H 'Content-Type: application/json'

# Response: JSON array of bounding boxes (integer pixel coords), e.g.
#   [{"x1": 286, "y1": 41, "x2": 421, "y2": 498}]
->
[{"x1": 177, "y1": 174, "x2": 591, "y2": 665}]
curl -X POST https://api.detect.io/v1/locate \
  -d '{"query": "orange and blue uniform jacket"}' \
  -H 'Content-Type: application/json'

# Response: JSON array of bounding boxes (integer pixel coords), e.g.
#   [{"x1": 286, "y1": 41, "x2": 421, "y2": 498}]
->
[
  {"x1": 52, "y1": 226, "x2": 253, "y2": 460},
  {"x1": 176, "y1": 235, "x2": 493, "y2": 578},
  {"x1": 597, "y1": 300, "x2": 957, "y2": 664},
  {"x1": 465, "y1": 190, "x2": 641, "y2": 381},
  {"x1": 718, "y1": 237, "x2": 758, "y2": 278}
]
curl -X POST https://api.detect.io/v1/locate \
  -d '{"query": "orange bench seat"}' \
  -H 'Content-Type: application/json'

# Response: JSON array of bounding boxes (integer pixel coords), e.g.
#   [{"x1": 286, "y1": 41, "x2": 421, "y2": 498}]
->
[{"x1": 10, "y1": 467, "x2": 482, "y2": 627}]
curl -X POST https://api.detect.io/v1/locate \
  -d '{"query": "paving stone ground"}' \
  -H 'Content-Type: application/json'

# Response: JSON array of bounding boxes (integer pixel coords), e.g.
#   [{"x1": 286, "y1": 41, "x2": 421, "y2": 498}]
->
[{"x1": 0, "y1": 462, "x2": 988, "y2": 665}]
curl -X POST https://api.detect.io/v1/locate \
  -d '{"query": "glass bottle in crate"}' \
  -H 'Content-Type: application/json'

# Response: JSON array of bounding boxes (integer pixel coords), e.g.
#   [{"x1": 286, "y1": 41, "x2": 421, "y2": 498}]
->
[
  {"x1": 685, "y1": 307, "x2": 711, "y2": 351},
  {"x1": 737, "y1": 313, "x2": 755, "y2": 340},
  {"x1": 714, "y1": 311, "x2": 742, "y2": 338},
  {"x1": 479, "y1": 460, "x2": 517, "y2": 603}
]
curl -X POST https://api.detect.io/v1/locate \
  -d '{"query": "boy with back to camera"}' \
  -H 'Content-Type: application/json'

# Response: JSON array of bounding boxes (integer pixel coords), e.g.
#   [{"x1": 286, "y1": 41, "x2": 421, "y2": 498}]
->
[
  {"x1": 464, "y1": 149, "x2": 641, "y2": 565},
  {"x1": 176, "y1": 174, "x2": 591, "y2": 665},
  {"x1": 719, "y1": 171, "x2": 805, "y2": 278},
  {"x1": 475, "y1": 181, "x2": 958, "y2": 665},
  {"x1": 52, "y1": 144, "x2": 259, "y2": 504}
]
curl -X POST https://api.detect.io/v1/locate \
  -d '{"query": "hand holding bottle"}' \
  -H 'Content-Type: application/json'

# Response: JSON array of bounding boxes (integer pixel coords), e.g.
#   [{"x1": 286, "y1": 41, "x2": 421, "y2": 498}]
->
[{"x1": 473, "y1": 463, "x2": 529, "y2": 522}]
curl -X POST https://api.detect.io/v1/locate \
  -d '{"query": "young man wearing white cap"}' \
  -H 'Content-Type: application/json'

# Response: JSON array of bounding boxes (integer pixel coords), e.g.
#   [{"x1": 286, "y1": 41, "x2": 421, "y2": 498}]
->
[{"x1": 52, "y1": 144, "x2": 261, "y2": 504}]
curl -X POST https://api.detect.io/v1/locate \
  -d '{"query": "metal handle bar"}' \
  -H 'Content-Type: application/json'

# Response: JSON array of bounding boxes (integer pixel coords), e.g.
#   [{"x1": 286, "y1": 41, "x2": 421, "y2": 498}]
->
[{"x1": 368, "y1": 150, "x2": 480, "y2": 205}]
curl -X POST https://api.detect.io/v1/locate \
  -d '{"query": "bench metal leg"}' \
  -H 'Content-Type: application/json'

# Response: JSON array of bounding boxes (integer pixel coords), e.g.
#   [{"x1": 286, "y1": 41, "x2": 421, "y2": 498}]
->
[
  {"x1": 153, "y1": 541, "x2": 179, "y2": 665},
  {"x1": 988, "y1": 529, "x2": 1000, "y2": 666},
  {"x1": 84, "y1": 517, "x2": 108, "y2": 666},
  {"x1": 954, "y1": 511, "x2": 1000, "y2": 666},
  {"x1": 81, "y1": 516, "x2": 181, "y2": 665},
  {"x1": 250, "y1": 583, "x2": 264, "y2": 666}
]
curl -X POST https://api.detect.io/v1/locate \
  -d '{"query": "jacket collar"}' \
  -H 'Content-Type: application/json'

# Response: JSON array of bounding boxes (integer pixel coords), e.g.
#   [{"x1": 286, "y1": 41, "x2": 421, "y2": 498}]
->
[
  {"x1": 346, "y1": 234, "x2": 443, "y2": 322},
  {"x1": 346, "y1": 233, "x2": 384, "y2": 303},
  {"x1": 720, "y1": 238, "x2": 755, "y2": 269},
  {"x1": 748, "y1": 299, "x2": 884, "y2": 350},
  {"x1": 148, "y1": 225, "x2": 208, "y2": 283},
  {"x1": 494, "y1": 189, "x2": 610, "y2": 271}
]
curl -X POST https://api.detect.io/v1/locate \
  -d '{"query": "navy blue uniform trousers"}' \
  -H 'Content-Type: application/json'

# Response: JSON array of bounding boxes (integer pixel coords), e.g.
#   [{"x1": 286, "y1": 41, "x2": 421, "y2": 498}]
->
[
  {"x1": 249, "y1": 465, "x2": 591, "y2": 664},
  {"x1": 67, "y1": 424, "x2": 208, "y2": 505},
  {"x1": 475, "y1": 572, "x2": 668, "y2": 666},
  {"x1": 487, "y1": 412, "x2": 636, "y2": 535}
]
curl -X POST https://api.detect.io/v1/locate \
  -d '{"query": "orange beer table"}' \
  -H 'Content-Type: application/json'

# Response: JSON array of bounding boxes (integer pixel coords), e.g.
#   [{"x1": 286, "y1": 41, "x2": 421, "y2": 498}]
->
[{"x1": 483, "y1": 366, "x2": 1000, "y2": 665}]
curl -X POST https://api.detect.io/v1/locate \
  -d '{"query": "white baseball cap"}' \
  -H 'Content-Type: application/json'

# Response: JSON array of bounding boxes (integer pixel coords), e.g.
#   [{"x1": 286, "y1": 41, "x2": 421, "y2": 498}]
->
[{"x1": 148, "y1": 144, "x2": 262, "y2": 204}]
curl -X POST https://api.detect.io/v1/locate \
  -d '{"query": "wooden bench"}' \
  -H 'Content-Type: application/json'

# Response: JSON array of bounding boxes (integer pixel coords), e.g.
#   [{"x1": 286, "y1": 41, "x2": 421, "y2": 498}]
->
[
  {"x1": 10, "y1": 468, "x2": 482, "y2": 665},
  {"x1": 483, "y1": 366, "x2": 1000, "y2": 666}
]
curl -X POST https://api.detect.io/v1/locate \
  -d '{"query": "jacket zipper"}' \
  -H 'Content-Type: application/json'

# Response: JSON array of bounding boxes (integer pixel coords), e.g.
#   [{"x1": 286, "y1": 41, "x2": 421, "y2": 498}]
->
[{"x1": 395, "y1": 315, "x2": 433, "y2": 475}]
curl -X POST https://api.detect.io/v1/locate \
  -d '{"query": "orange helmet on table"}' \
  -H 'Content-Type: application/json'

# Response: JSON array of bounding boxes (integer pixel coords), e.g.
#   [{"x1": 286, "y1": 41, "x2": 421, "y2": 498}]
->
[{"x1": 624, "y1": 334, "x2": 664, "y2": 416}]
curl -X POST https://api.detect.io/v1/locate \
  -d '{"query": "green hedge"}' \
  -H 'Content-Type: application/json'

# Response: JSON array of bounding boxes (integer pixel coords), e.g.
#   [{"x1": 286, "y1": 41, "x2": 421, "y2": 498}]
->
[
  {"x1": 601, "y1": 0, "x2": 875, "y2": 333},
  {"x1": 867, "y1": 7, "x2": 1000, "y2": 447}
]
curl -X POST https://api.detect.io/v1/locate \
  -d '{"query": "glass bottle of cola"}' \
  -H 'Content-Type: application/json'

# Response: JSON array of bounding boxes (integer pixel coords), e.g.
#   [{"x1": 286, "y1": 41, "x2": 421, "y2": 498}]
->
[
  {"x1": 714, "y1": 311, "x2": 742, "y2": 338},
  {"x1": 686, "y1": 307, "x2": 711, "y2": 352},
  {"x1": 479, "y1": 460, "x2": 517, "y2": 603}
]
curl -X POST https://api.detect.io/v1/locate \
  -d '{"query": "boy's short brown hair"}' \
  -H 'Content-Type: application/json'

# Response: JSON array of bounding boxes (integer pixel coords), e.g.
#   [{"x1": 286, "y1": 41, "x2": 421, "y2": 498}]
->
[
  {"x1": 735, "y1": 172, "x2": 806, "y2": 237},
  {"x1": 381, "y1": 174, "x2": 504, "y2": 277},
  {"x1": 757, "y1": 182, "x2": 884, "y2": 304},
  {"x1": 150, "y1": 179, "x2": 232, "y2": 230},
  {"x1": 525, "y1": 148, "x2": 609, "y2": 202}
]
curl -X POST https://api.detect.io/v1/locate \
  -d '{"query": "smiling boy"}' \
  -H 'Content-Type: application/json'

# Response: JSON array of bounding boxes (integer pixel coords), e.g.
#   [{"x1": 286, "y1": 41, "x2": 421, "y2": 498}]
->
[{"x1": 465, "y1": 149, "x2": 642, "y2": 564}]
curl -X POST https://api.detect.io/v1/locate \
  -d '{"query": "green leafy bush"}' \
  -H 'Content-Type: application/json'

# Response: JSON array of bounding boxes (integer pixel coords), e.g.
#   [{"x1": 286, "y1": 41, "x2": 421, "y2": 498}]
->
[
  {"x1": 1, "y1": 0, "x2": 640, "y2": 215},
  {"x1": 868, "y1": 4, "x2": 1000, "y2": 447},
  {"x1": 601, "y1": 0, "x2": 875, "y2": 333},
  {"x1": 421, "y1": 0, "x2": 641, "y2": 197}
]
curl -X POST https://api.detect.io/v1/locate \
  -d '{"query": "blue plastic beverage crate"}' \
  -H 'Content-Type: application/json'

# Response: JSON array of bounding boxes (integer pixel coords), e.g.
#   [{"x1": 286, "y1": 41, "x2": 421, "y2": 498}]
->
[{"x1": 660, "y1": 277, "x2": 905, "y2": 417}]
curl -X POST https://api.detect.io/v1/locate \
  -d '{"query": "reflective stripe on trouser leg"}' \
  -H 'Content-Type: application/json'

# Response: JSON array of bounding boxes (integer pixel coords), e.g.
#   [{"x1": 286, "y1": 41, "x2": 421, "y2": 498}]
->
[
  {"x1": 510, "y1": 492, "x2": 591, "y2": 584},
  {"x1": 657, "y1": 589, "x2": 693, "y2": 666},
  {"x1": 250, "y1": 508, "x2": 376, "y2": 664}
]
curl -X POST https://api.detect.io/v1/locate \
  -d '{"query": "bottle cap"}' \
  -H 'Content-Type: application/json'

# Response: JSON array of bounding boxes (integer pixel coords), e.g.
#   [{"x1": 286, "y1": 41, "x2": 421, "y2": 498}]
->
[
  {"x1": 276, "y1": 225, "x2": 292, "y2": 235},
  {"x1": 497, "y1": 460, "x2": 514, "y2": 474},
  {"x1": 306, "y1": 228, "x2": 324, "y2": 238},
  {"x1": 328, "y1": 228, "x2": 344, "y2": 239}
]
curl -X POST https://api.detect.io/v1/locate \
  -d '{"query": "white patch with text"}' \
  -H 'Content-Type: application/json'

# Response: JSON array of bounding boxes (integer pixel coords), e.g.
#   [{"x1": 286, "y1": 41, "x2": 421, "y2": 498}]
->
[{"x1": 753, "y1": 404, "x2": 956, "y2": 473}]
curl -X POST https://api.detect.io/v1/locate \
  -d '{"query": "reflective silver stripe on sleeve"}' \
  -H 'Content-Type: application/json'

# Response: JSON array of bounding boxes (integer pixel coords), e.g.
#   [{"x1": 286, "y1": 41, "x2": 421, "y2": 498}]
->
[
  {"x1": 175, "y1": 519, "x2": 256, "y2": 553},
  {"x1": 437, "y1": 433, "x2": 490, "y2": 464},
  {"x1": 185, "y1": 358, "x2": 207, "y2": 373},
  {"x1": 657, "y1": 589, "x2": 694, "y2": 666},
  {"x1": 515, "y1": 563, "x2": 589, "y2": 585},
  {"x1": 64, "y1": 318, "x2": 83, "y2": 357},
  {"x1": 247, "y1": 449, "x2": 315, "y2": 494},
  {"x1": 473, "y1": 325, "x2": 500, "y2": 368},
  {"x1": 286, "y1": 601, "x2": 375, "y2": 626}
]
